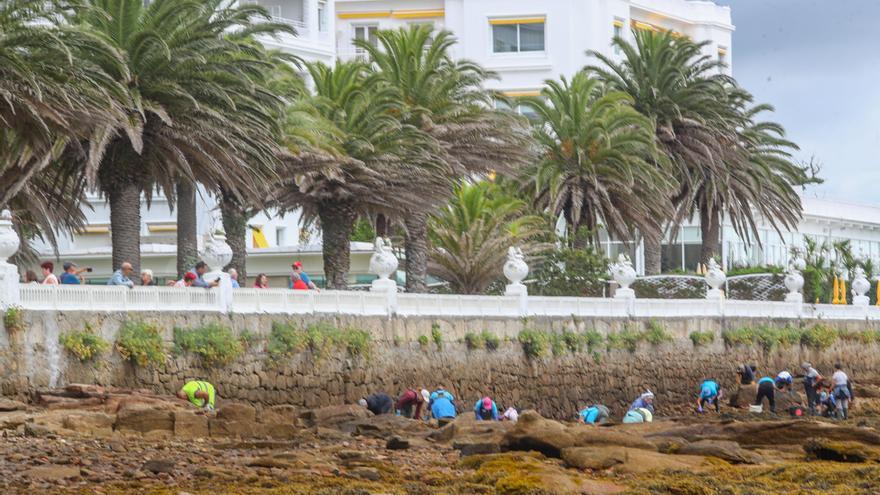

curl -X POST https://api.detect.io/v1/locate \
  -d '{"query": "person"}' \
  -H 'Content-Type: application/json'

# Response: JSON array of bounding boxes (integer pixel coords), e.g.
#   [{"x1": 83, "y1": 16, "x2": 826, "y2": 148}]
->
[
  {"x1": 736, "y1": 364, "x2": 755, "y2": 385},
  {"x1": 140, "y1": 269, "x2": 157, "y2": 286},
  {"x1": 578, "y1": 404, "x2": 610, "y2": 425},
  {"x1": 622, "y1": 407, "x2": 653, "y2": 424},
  {"x1": 253, "y1": 273, "x2": 269, "y2": 289},
  {"x1": 173, "y1": 272, "x2": 197, "y2": 288},
  {"x1": 107, "y1": 262, "x2": 135, "y2": 288},
  {"x1": 831, "y1": 363, "x2": 853, "y2": 419},
  {"x1": 24, "y1": 270, "x2": 38, "y2": 283},
  {"x1": 429, "y1": 387, "x2": 456, "y2": 425},
  {"x1": 189, "y1": 261, "x2": 220, "y2": 288},
  {"x1": 818, "y1": 386, "x2": 838, "y2": 418},
  {"x1": 775, "y1": 370, "x2": 793, "y2": 391},
  {"x1": 474, "y1": 396, "x2": 499, "y2": 421},
  {"x1": 501, "y1": 407, "x2": 519, "y2": 422},
  {"x1": 177, "y1": 380, "x2": 216, "y2": 411},
  {"x1": 629, "y1": 391, "x2": 654, "y2": 414},
  {"x1": 40, "y1": 261, "x2": 58, "y2": 285},
  {"x1": 228, "y1": 268, "x2": 241, "y2": 289},
  {"x1": 59, "y1": 262, "x2": 85, "y2": 285},
  {"x1": 697, "y1": 379, "x2": 723, "y2": 413},
  {"x1": 291, "y1": 261, "x2": 319, "y2": 291},
  {"x1": 754, "y1": 375, "x2": 776, "y2": 413},
  {"x1": 290, "y1": 271, "x2": 308, "y2": 290},
  {"x1": 359, "y1": 393, "x2": 394, "y2": 416},
  {"x1": 396, "y1": 388, "x2": 429, "y2": 420},
  {"x1": 801, "y1": 362, "x2": 824, "y2": 415}
]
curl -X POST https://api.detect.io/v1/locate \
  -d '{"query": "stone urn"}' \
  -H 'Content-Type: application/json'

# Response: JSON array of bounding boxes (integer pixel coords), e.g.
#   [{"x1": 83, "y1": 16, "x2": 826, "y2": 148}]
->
[
  {"x1": 704, "y1": 258, "x2": 726, "y2": 300},
  {"x1": 783, "y1": 258, "x2": 805, "y2": 304},
  {"x1": 503, "y1": 246, "x2": 529, "y2": 297},
  {"x1": 0, "y1": 210, "x2": 21, "y2": 308},
  {"x1": 609, "y1": 253, "x2": 636, "y2": 299},
  {"x1": 852, "y1": 266, "x2": 870, "y2": 307},
  {"x1": 0, "y1": 210, "x2": 20, "y2": 263},
  {"x1": 369, "y1": 238, "x2": 398, "y2": 296},
  {"x1": 201, "y1": 231, "x2": 233, "y2": 270}
]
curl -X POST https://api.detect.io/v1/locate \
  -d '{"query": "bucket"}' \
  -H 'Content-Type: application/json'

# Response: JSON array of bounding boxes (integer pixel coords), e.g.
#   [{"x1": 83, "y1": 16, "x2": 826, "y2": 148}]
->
[{"x1": 749, "y1": 404, "x2": 763, "y2": 413}]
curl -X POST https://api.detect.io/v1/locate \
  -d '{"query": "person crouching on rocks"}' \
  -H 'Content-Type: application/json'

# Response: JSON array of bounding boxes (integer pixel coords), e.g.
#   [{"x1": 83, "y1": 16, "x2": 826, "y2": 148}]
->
[
  {"x1": 622, "y1": 408, "x2": 653, "y2": 424},
  {"x1": 429, "y1": 387, "x2": 457, "y2": 426},
  {"x1": 359, "y1": 393, "x2": 394, "y2": 415},
  {"x1": 396, "y1": 388, "x2": 430, "y2": 420},
  {"x1": 754, "y1": 376, "x2": 776, "y2": 413},
  {"x1": 578, "y1": 404, "x2": 610, "y2": 425},
  {"x1": 696, "y1": 379, "x2": 723, "y2": 413},
  {"x1": 177, "y1": 380, "x2": 216, "y2": 412},
  {"x1": 629, "y1": 391, "x2": 654, "y2": 414},
  {"x1": 474, "y1": 396, "x2": 499, "y2": 421}
]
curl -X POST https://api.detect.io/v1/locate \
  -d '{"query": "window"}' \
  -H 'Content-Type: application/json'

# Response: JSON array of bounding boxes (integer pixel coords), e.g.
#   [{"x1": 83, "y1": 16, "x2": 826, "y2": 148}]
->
[
  {"x1": 354, "y1": 25, "x2": 379, "y2": 54},
  {"x1": 613, "y1": 19, "x2": 624, "y2": 54},
  {"x1": 491, "y1": 18, "x2": 545, "y2": 53},
  {"x1": 718, "y1": 47, "x2": 728, "y2": 66},
  {"x1": 318, "y1": 1, "x2": 328, "y2": 32},
  {"x1": 494, "y1": 97, "x2": 541, "y2": 122},
  {"x1": 276, "y1": 227, "x2": 287, "y2": 246}
]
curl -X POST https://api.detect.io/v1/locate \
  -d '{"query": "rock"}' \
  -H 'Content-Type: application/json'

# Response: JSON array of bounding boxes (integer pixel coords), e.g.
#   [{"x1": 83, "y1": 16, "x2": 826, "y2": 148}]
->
[
  {"x1": 23, "y1": 465, "x2": 81, "y2": 481},
  {"x1": 461, "y1": 452, "x2": 626, "y2": 494},
  {"x1": 245, "y1": 457, "x2": 292, "y2": 469},
  {"x1": 142, "y1": 459, "x2": 176, "y2": 474},
  {"x1": 347, "y1": 466, "x2": 381, "y2": 481},
  {"x1": 654, "y1": 436, "x2": 690, "y2": 454},
  {"x1": 260, "y1": 405, "x2": 300, "y2": 425},
  {"x1": 61, "y1": 412, "x2": 115, "y2": 437},
  {"x1": 0, "y1": 411, "x2": 29, "y2": 430},
  {"x1": 650, "y1": 420, "x2": 880, "y2": 447},
  {"x1": 351, "y1": 414, "x2": 429, "y2": 438},
  {"x1": 386, "y1": 435, "x2": 410, "y2": 450},
  {"x1": 24, "y1": 422, "x2": 54, "y2": 437},
  {"x1": 804, "y1": 438, "x2": 880, "y2": 462},
  {"x1": 677, "y1": 440, "x2": 762, "y2": 464},
  {"x1": 299, "y1": 405, "x2": 372, "y2": 429},
  {"x1": 0, "y1": 398, "x2": 26, "y2": 412},
  {"x1": 561, "y1": 447, "x2": 626, "y2": 470},
  {"x1": 217, "y1": 403, "x2": 256, "y2": 423},
  {"x1": 457, "y1": 442, "x2": 501, "y2": 457},
  {"x1": 173, "y1": 411, "x2": 209, "y2": 438},
  {"x1": 114, "y1": 403, "x2": 174, "y2": 434},
  {"x1": 209, "y1": 419, "x2": 256, "y2": 438}
]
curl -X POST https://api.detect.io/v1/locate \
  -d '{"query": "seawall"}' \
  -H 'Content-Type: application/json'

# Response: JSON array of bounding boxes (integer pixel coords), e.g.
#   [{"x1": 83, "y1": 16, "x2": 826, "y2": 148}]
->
[{"x1": 2, "y1": 311, "x2": 879, "y2": 419}]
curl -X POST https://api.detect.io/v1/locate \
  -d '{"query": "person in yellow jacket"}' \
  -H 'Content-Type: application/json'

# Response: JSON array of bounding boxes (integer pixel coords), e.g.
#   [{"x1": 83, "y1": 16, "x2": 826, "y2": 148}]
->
[{"x1": 177, "y1": 380, "x2": 216, "y2": 411}]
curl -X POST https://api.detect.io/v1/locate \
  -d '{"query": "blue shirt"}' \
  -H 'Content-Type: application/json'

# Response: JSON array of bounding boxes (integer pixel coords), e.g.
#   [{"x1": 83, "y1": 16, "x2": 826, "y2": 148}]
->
[
  {"x1": 59, "y1": 273, "x2": 80, "y2": 285},
  {"x1": 107, "y1": 270, "x2": 134, "y2": 288},
  {"x1": 758, "y1": 377, "x2": 774, "y2": 385},
  {"x1": 579, "y1": 407, "x2": 600, "y2": 424},
  {"x1": 231, "y1": 279, "x2": 240, "y2": 289},
  {"x1": 289, "y1": 271, "x2": 312, "y2": 288},
  {"x1": 474, "y1": 399, "x2": 499, "y2": 420},
  {"x1": 629, "y1": 397, "x2": 654, "y2": 413},
  {"x1": 188, "y1": 270, "x2": 210, "y2": 288},
  {"x1": 700, "y1": 380, "x2": 719, "y2": 399},
  {"x1": 430, "y1": 390, "x2": 456, "y2": 419}
]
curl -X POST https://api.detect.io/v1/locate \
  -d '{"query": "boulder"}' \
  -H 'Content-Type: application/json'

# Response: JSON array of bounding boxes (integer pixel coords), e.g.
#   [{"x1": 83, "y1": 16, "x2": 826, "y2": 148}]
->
[
  {"x1": 142, "y1": 459, "x2": 176, "y2": 474},
  {"x1": 561, "y1": 447, "x2": 625, "y2": 470},
  {"x1": 804, "y1": 438, "x2": 880, "y2": 462},
  {"x1": 61, "y1": 412, "x2": 115, "y2": 437},
  {"x1": 650, "y1": 420, "x2": 880, "y2": 447},
  {"x1": 23, "y1": 465, "x2": 81, "y2": 481},
  {"x1": 114, "y1": 402, "x2": 174, "y2": 434},
  {"x1": 209, "y1": 419, "x2": 257, "y2": 438},
  {"x1": 351, "y1": 413, "x2": 430, "y2": 438},
  {"x1": 347, "y1": 466, "x2": 381, "y2": 481},
  {"x1": 217, "y1": 403, "x2": 256, "y2": 423},
  {"x1": 386, "y1": 436, "x2": 410, "y2": 450},
  {"x1": 173, "y1": 411, "x2": 209, "y2": 438},
  {"x1": 677, "y1": 440, "x2": 762, "y2": 464},
  {"x1": 0, "y1": 397, "x2": 26, "y2": 412},
  {"x1": 260, "y1": 405, "x2": 300, "y2": 425},
  {"x1": 300, "y1": 404, "x2": 372, "y2": 429}
]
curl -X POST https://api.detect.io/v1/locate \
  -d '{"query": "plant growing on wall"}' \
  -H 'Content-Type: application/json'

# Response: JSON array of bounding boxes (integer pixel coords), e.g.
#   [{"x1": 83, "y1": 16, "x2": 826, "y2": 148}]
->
[
  {"x1": 266, "y1": 321, "x2": 372, "y2": 360},
  {"x1": 482, "y1": 331, "x2": 500, "y2": 351},
  {"x1": 60, "y1": 327, "x2": 109, "y2": 362},
  {"x1": 643, "y1": 320, "x2": 673, "y2": 345},
  {"x1": 3, "y1": 306, "x2": 23, "y2": 334},
  {"x1": 689, "y1": 330, "x2": 715, "y2": 347},
  {"x1": 116, "y1": 321, "x2": 166, "y2": 366},
  {"x1": 517, "y1": 329, "x2": 549, "y2": 359},
  {"x1": 173, "y1": 324, "x2": 244, "y2": 367},
  {"x1": 464, "y1": 332, "x2": 484, "y2": 350},
  {"x1": 431, "y1": 324, "x2": 443, "y2": 350},
  {"x1": 418, "y1": 334, "x2": 430, "y2": 350}
]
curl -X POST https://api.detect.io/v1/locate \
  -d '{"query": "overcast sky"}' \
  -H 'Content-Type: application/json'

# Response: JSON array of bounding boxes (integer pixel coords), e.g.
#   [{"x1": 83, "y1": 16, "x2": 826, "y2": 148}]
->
[{"x1": 716, "y1": 0, "x2": 880, "y2": 203}]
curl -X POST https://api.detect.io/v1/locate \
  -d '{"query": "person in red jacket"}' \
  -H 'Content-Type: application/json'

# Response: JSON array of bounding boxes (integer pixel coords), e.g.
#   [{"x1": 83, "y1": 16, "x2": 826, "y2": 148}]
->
[{"x1": 396, "y1": 389, "x2": 429, "y2": 420}]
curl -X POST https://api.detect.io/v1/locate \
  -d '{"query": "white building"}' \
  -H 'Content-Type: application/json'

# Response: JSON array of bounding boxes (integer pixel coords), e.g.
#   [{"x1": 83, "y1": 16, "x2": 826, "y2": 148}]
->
[{"x1": 29, "y1": 1, "x2": 880, "y2": 283}]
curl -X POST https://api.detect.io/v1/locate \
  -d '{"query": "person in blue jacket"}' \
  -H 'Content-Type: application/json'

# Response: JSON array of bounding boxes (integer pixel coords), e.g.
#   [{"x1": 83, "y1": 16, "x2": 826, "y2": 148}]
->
[
  {"x1": 696, "y1": 379, "x2": 723, "y2": 413},
  {"x1": 578, "y1": 404, "x2": 610, "y2": 425},
  {"x1": 430, "y1": 387, "x2": 456, "y2": 425},
  {"x1": 474, "y1": 396, "x2": 499, "y2": 421}
]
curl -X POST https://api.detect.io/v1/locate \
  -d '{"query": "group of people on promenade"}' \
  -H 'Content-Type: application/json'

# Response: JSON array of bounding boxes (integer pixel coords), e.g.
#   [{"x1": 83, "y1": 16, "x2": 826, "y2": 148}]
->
[{"x1": 26, "y1": 260, "x2": 320, "y2": 291}]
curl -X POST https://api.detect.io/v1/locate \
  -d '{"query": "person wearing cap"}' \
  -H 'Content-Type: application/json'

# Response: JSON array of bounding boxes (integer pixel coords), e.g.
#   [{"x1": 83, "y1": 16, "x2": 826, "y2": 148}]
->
[
  {"x1": 474, "y1": 396, "x2": 499, "y2": 421},
  {"x1": 629, "y1": 391, "x2": 655, "y2": 414},
  {"x1": 578, "y1": 404, "x2": 610, "y2": 425},
  {"x1": 177, "y1": 380, "x2": 216, "y2": 412},
  {"x1": 622, "y1": 407, "x2": 653, "y2": 424},
  {"x1": 107, "y1": 262, "x2": 135, "y2": 288},
  {"x1": 396, "y1": 388, "x2": 429, "y2": 419},
  {"x1": 290, "y1": 261, "x2": 319, "y2": 291},
  {"x1": 696, "y1": 379, "x2": 723, "y2": 413},
  {"x1": 173, "y1": 272, "x2": 197, "y2": 288},
  {"x1": 429, "y1": 387, "x2": 457, "y2": 425},
  {"x1": 359, "y1": 393, "x2": 394, "y2": 415},
  {"x1": 801, "y1": 362, "x2": 824, "y2": 415},
  {"x1": 59, "y1": 262, "x2": 84, "y2": 285}
]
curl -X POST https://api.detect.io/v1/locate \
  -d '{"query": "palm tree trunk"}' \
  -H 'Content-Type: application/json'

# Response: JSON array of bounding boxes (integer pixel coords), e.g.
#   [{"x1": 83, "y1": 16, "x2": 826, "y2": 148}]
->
[
  {"x1": 375, "y1": 213, "x2": 389, "y2": 237},
  {"x1": 176, "y1": 180, "x2": 199, "y2": 278},
  {"x1": 220, "y1": 188, "x2": 248, "y2": 284},
  {"x1": 643, "y1": 234, "x2": 662, "y2": 275},
  {"x1": 108, "y1": 180, "x2": 142, "y2": 275},
  {"x1": 404, "y1": 211, "x2": 429, "y2": 293},
  {"x1": 700, "y1": 205, "x2": 721, "y2": 265},
  {"x1": 319, "y1": 202, "x2": 357, "y2": 290}
]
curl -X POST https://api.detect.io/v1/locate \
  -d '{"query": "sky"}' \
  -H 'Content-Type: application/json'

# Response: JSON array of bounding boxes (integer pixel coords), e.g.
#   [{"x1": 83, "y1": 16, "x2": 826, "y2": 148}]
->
[{"x1": 715, "y1": 0, "x2": 880, "y2": 203}]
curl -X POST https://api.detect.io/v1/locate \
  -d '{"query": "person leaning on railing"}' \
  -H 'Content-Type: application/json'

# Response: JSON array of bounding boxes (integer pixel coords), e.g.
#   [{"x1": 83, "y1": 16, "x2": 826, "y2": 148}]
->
[{"x1": 107, "y1": 262, "x2": 135, "y2": 288}]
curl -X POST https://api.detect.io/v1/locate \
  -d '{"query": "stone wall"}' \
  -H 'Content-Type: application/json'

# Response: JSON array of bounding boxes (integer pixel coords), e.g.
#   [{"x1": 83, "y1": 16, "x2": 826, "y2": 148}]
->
[{"x1": 2, "y1": 310, "x2": 880, "y2": 420}]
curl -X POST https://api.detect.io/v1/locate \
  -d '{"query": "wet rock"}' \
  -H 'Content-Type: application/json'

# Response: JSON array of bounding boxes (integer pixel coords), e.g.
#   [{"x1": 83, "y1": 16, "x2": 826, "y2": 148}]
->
[
  {"x1": 300, "y1": 405, "x2": 371, "y2": 429},
  {"x1": 23, "y1": 465, "x2": 81, "y2": 480},
  {"x1": 651, "y1": 420, "x2": 880, "y2": 447},
  {"x1": 173, "y1": 411, "x2": 209, "y2": 438},
  {"x1": 352, "y1": 414, "x2": 429, "y2": 438},
  {"x1": 143, "y1": 459, "x2": 176, "y2": 474},
  {"x1": 24, "y1": 422, "x2": 54, "y2": 438},
  {"x1": 804, "y1": 438, "x2": 880, "y2": 462},
  {"x1": 260, "y1": 405, "x2": 300, "y2": 425},
  {"x1": 217, "y1": 403, "x2": 256, "y2": 423},
  {"x1": 458, "y1": 442, "x2": 501, "y2": 456},
  {"x1": 61, "y1": 412, "x2": 115, "y2": 436},
  {"x1": 386, "y1": 435, "x2": 410, "y2": 450},
  {"x1": 561, "y1": 447, "x2": 625, "y2": 470},
  {"x1": 209, "y1": 419, "x2": 256, "y2": 438},
  {"x1": 0, "y1": 411, "x2": 29, "y2": 430},
  {"x1": 245, "y1": 457, "x2": 292, "y2": 469},
  {"x1": 460, "y1": 452, "x2": 626, "y2": 494},
  {"x1": 0, "y1": 398, "x2": 26, "y2": 412},
  {"x1": 677, "y1": 440, "x2": 762, "y2": 464},
  {"x1": 347, "y1": 466, "x2": 381, "y2": 481},
  {"x1": 114, "y1": 403, "x2": 173, "y2": 434}
]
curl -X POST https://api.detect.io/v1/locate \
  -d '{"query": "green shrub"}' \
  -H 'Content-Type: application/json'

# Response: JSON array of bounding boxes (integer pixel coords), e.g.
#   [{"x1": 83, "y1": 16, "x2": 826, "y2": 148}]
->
[
  {"x1": 173, "y1": 324, "x2": 243, "y2": 366},
  {"x1": 561, "y1": 330, "x2": 582, "y2": 353},
  {"x1": 418, "y1": 334, "x2": 430, "y2": 348},
  {"x1": 518, "y1": 329, "x2": 549, "y2": 359},
  {"x1": 339, "y1": 327, "x2": 371, "y2": 358},
  {"x1": 723, "y1": 325, "x2": 837, "y2": 352},
  {"x1": 549, "y1": 333, "x2": 566, "y2": 356},
  {"x1": 267, "y1": 321, "x2": 305, "y2": 359},
  {"x1": 60, "y1": 328, "x2": 109, "y2": 361},
  {"x1": 431, "y1": 324, "x2": 443, "y2": 350},
  {"x1": 841, "y1": 329, "x2": 880, "y2": 344},
  {"x1": 464, "y1": 332, "x2": 484, "y2": 350},
  {"x1": 689, "y1": 330, "x2": 715, "y2": 347},
  {"x1": 266, "y1": 321, "x2": 371, "y2": 359},
  {"x1": 3, "y1": 306, "x2": 24, "y2": 333},
  {"x1": 393, "y1": 334, "x2": 402, "y2": 347},
  {"x1": 643, "y1": 320, "x2": 673, "y2": 345},
  {"x1": 482, "y1": 331, "x2": 500, "y2": 351},
  {"x1": 800, "y1": 324, "x2": 838, "y2": 350},
  {"x1": 606, "y1": 325, "x2": 643, "y2": 352},
  {"x1": 238, "y1": 329, "x2": 260, "y2": 349},
  {"x1": 582, "y1": 329, "x2": 604, "y2": 351},
  {"x1": 116, "y1": 321, "x2": 166, "y2": 366}
]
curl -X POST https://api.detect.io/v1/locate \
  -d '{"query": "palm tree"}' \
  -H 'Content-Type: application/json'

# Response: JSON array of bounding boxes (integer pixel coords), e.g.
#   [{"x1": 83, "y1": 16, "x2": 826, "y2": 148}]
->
[
  {"x1": 587, "y1": 30, "x2": 733, "y2": 273},
  {"x1": 519, "y1": 72, "x2": 672, "y2": 250},
  {"x1": 275, "y1": 60, "x2": 445, "y2": 289},
  {"x1": 357, "y1": 25, "x2": 533, "y2": 292},
  {"x1": 429, "y1": 181, "x2": 548, "y2": 294},
  {"x1": 70, "y1": 0, "x2": 290, "y2": 275}
]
